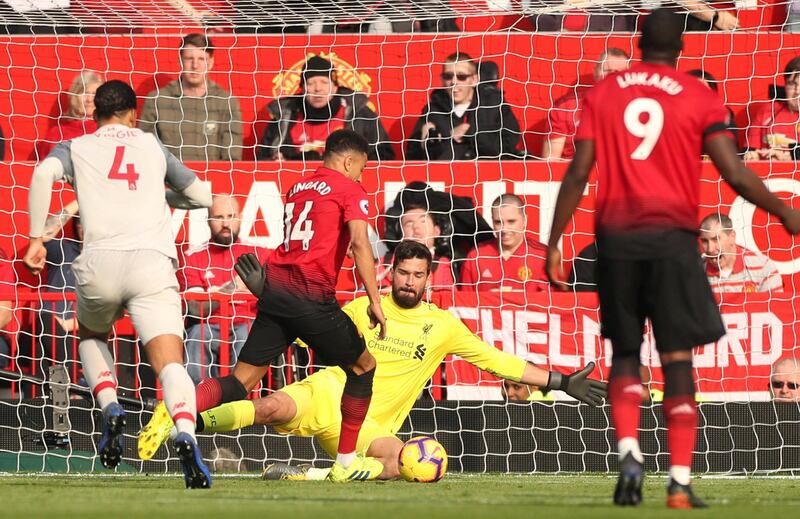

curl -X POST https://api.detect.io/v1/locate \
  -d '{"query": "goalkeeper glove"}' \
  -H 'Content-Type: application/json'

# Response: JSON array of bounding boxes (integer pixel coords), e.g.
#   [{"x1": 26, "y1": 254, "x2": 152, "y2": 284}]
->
[
  {"x1": 546, "y1": 362, "x2": 607, "y2": 406},
  {"x1": 234, "y1": 253, "x2": 265, "y2": 297}
]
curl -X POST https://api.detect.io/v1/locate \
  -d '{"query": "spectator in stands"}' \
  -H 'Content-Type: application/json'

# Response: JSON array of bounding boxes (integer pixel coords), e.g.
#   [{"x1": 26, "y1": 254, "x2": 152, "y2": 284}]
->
[
  {"x1": 381, "y1": 182, "x2": 493, "y2": 290},
  {"x1": 381, "y1": 205, "x2": 455, "y2": 291},
  {"x1": 33, "y1": 200, "x2": 80, "y2": 378},
  {"x1": 502, "y1": 379, "x2": 552, "y2": 401},
  {"x1": 259, "y1": 54, "x2": 394, "y2": 161},
  {"x1": 673, "y1": 2, "x2": 738, "y2": 31},
  {"x1": 180, "y1": 194, "x2": 270, "y2": 384},
  {"x1": 687, "y1": 69, "x2": 738, "y2": 144},
  {"x1": 770, "y1": 357, "x2": 800, "y2": 402},
  {"x1": 744, "y1": 57, "x2": 800, "y2": 161},
  {"x1": 699, "y1": 212, "x2": 783, "y2": 292},
  {"x1": 36, "y1": 71, "x2": 102, "y2": 158},
  {"x1": 531, "y1": 8, "x2": 636, "y2": 32},
  {"x1": 406, "y1": 52, "x2": 521, "y2": 160},
  {"x1": 0, "y1": 247, "x2": 14, "y2": 369},
  {"x1": 139, "y1": 33, "x2": 243, "y2": 162},
  {"x1": 459, "y1": 194, "x2": 548, "y2": 292},
  {"x1": 542, "y1": 48, "x2": 630, "y2": 160}
]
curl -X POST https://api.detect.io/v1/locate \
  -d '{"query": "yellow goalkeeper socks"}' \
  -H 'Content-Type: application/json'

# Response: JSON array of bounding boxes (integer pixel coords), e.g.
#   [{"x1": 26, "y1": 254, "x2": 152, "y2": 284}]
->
[{"x1": 199, "y1": 400, "x2": 256, "y2": 433}]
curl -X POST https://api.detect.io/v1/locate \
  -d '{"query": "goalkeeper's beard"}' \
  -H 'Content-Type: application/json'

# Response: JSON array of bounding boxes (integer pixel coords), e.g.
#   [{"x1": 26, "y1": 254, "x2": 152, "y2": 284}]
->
[{"x1": 392, "y1": 286, "x2": 423, "y2": 309}]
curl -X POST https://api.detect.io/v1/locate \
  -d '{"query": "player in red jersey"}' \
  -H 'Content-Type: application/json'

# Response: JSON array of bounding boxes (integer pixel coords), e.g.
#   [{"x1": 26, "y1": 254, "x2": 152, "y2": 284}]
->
[
  {"x1": 546, "y1": 9, "x2": 800, "y2": 509},
  {"x1": 140, "y1": 130, "x2": 387, "y2": 482}
]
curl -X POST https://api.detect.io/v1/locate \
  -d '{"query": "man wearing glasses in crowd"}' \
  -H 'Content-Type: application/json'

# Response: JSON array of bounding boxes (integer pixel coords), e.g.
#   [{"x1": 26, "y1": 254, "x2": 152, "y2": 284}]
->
[
  {"x1": 406, "y1": 52, "x2": 521, "y2": 161},
  {"x1": 771, "y1": 357, "x2": 800, "y2": 402}
]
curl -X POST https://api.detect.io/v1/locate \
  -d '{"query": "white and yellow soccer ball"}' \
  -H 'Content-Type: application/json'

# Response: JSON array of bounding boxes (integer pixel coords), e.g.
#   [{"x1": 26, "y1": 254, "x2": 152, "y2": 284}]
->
[{"x1": 398, "y1": 436, "x2": 448, "y2": 483}]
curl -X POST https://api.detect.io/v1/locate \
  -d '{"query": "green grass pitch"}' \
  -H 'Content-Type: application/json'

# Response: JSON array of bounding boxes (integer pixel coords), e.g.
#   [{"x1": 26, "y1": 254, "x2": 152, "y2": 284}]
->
[{"x1": 1, "y1": 474, "x2": 798, "y2": 519}]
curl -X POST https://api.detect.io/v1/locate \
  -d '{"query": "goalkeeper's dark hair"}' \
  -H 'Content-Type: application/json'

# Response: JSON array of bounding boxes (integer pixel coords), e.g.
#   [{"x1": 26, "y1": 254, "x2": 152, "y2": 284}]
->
[
  {"x1": 93, "y1": 80, "x2": 137, "y2": 120},
  {"x1": 392, "y1": 240, "x2": 432, "y2": 272},
  {"x1": 638, "y1": 8, "x2": 684, "y2": 56},
  {"x1": 323, "y1": 129, "x2": 369, "y2": 159}
]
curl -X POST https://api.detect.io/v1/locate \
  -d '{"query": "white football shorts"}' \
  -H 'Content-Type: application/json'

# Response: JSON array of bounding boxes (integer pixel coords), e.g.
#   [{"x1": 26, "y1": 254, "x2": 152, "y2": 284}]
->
[{"x1": 71, "y1": 249, "x2": 183, "y2": 345}]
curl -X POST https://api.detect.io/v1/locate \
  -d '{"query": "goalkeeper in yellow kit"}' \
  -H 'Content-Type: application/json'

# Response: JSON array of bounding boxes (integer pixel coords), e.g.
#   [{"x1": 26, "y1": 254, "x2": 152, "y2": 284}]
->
[{"x1": 139, "y1": 240, "x2": 606, "y2": 480}]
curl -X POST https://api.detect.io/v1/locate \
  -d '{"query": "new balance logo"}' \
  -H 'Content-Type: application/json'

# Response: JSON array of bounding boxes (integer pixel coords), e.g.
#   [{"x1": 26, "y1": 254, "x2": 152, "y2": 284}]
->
[
  {"x1": 414, "y1": 344, "x2": 426, "y2": 361},
  {"x1": 669, "y1": 403, "x2": 695, "y2": 416}
]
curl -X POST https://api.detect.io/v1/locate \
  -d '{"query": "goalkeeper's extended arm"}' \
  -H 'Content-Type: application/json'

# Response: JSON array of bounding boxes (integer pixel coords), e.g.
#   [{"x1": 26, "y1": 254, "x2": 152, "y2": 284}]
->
[{"x1": 518, "y1": 361, "x2": 607, "y2": 406}]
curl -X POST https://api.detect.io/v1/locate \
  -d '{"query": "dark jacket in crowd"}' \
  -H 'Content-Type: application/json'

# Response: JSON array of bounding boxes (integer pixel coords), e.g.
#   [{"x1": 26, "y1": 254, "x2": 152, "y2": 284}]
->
[
  {"x1": 258, "y1": 87, "x2": 395, "y2": 161},
  {"x1": 406, "y1": 85, "x2": 521, "y2": 161}
]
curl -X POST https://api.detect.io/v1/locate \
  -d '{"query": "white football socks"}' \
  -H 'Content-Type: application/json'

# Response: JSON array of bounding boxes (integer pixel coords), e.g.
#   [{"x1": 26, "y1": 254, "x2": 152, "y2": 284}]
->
[
  {"x1": 618, "y1": 437, "x2": 644, "y2": 464},
  {"x1": 159, "y1": 362, "x2": 197, "y2": 441},
  {"x1": 336, "y1": 451, "x2": 356, "y2": 468},
  {"x1": 78, "y1": 338, "x2": 118, "y2": 410},
  {"x1": 670, "y1": 465, "x2": 691, "y2": 486}
]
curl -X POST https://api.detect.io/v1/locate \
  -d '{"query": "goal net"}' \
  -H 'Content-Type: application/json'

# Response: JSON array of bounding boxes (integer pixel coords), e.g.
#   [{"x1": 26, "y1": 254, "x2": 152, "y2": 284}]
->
[{"x1": 0, "y1": 0, "x2": 798, "y2": 475}]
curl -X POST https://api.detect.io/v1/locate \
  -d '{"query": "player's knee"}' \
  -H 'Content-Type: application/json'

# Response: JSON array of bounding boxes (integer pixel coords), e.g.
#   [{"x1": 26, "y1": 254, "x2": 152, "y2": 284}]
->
[
  {"x1": 342, "y1": 340, "x2": 374, "y2": 375},
  {"x1": 254, "y1": 393, "x2": 294, "y2": 425},
  {"x1": 219, "y1": 374, "x2": 249, "y2": 404},
  {"x1": 609, "y1": 348, "x2": 641, "y2": 379},
  {"x1": 342, "y1": 366, "x2": 375, "y2": 398}
]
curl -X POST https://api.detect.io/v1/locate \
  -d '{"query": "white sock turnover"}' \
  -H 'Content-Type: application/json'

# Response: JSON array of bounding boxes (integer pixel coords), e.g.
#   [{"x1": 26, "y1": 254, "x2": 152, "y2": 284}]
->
[
  {"x1": 670, "y1": 465, "x2": 691, "y2": 486},
  {"x1": 618, "y1": 437, "x2": 644, "y2": 464},
  {"x1": 78, "y1": 338, "x2": 118, "y2": 410},
  {"x1": 159, "y1": 362, "x2": 197, "y2": 441}
]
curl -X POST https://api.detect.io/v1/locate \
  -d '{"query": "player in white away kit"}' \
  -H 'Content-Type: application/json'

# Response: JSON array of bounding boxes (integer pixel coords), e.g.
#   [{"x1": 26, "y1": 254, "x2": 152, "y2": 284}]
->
[{"x1": 23, "y1": 80, "x2": 214, "y2": 489}]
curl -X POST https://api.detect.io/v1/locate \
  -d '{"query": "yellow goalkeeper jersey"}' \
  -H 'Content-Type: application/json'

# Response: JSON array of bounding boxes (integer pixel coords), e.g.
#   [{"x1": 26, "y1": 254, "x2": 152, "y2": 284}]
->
[{"x1": 303, "y1": 294, "x2": 526, "y2": 435}]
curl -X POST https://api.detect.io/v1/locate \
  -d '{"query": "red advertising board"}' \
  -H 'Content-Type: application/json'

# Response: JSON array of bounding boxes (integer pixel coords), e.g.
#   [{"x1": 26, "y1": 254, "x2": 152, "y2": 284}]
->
[{"x1": 434, "y1": 291, "x2": 797, "y2": 401}]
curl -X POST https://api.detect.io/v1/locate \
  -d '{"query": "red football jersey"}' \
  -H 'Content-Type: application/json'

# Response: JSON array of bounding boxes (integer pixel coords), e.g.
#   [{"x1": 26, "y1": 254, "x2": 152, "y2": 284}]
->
[
  {"x1": 547, "y1": 88, "x2": 586, "y2": 160},
  {"x1": 459, "y1": 238, "x2": 548, "y2": 292},
  {"x1": 268, "y1": 166, "x2": 370, "y2": 301},
  {"x1": 179, "y1": 240, "x2": 271, "y2": 325},
  {"x1": 576, "y1": 62, "x2": 732, "y2": 234}
]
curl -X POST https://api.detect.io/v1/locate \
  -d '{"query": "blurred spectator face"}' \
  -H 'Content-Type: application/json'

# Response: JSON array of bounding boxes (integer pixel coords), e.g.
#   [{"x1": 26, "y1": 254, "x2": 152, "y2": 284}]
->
[
  {"x1": 304, "y1": 75, "x2": 338, "y2": 110},
  {"x1": 502, "y1": 380, "x2": 532, "y2": 401},
  {"x1": 391, "y1": 257, "x2": 430, "y2": 309},
  {"x1": 771, "y1": 358, "x2": 800, "y2": 402},
  {"x1": 208, "y1": 195, "x2": 241, "y2": 246},
  {"x1": 594, "y1": 54, "x2": 629, "y2": 82},
  {"x1": 71, "y1": 80, "x2": 100, "y2": 118},
  {"x1": 492, "y1": 203, "x2": 526, "y2": 253},
  {"x1": 442, "y1": 59, "x2": 477, "y2": 105},
  {"x1": 699, "y1": 220, "x2": 736, "y2": 271},
  {"x1": 785, "y1": 73, "x2": 800, "y2": 113},
  {"x1": 181, "y1": 44, "x2": 214, "y2": 89},
  {"x1": 400, "y1": 208, "x2": 440, "y2": 250}
]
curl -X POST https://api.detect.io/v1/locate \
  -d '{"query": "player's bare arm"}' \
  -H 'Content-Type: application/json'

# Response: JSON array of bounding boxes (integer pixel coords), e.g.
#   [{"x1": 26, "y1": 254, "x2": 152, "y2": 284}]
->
[
  {"x1": 348, "y1": 219, "x2": 387, "y2": 339},
  {"x1": 24, "y1": 156, "x2": 66, "y2": 275},
  {"x1": 705, "y1": 134, "x2": 800, "y2": 234},
  {"x1": 41, "y1": 199, "x2": 78, "y2": 243},
  {"x1": 546, "y1": 139, "x2": 596, "y2": 289}
]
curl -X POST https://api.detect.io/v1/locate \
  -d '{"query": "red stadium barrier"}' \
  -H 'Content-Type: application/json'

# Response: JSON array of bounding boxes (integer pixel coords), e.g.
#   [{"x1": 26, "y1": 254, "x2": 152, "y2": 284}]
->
[{"x1": 4, "y1": 289, "x2": 794, "y2": 401}]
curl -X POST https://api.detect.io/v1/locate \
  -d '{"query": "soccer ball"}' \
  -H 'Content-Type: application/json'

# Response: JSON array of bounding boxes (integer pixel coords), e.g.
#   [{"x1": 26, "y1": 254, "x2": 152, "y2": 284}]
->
[{"x1": 398, "y1": 436, "x2": 448, "y2": 483}]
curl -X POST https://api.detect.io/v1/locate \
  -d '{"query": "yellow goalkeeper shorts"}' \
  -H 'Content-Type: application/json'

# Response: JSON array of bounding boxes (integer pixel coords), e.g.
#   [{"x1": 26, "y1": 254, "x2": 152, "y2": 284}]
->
[{"x1": 275, "y1": 372, "x2": 395, "y2": 458}]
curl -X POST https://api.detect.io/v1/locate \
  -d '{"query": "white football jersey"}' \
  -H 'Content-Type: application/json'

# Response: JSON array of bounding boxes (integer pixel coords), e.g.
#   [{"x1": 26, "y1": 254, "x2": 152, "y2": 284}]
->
[{"x1": 48, "y1": 124, "x2": 198, "y2": 260}]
